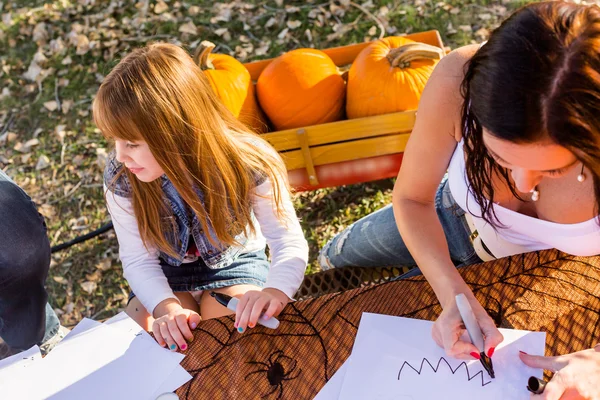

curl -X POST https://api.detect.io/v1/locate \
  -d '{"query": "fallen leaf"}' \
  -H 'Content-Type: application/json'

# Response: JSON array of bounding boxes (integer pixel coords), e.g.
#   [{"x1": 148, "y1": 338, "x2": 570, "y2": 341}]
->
[
  {"x1": 22, "y1": 61, "x2": 42, "y2": 81},
  {"x1": 36, "y1": 155, "x2": 50, "y2": 170},
  {"x1": 80, "y1": 281, "x2": 97, "y2": 294},
  {"x1": 62, "y1": 99, "x2": 74, "y2": 114},
  {"x1": 62, "y1": 55, "x2": 72, "y2": 65},
  {"x1": 53, "y1": 276, "x2": 68, "y2": 284},
  {"x1": 44, "y1": 100, "x2": 58, "y2": 111},
  {"x1": 32, "y1": 22, "x2": 48, "y2": 43},
  {"x1": 154, "y1": 0, "x2": 168, "y2": 14},
  {"x1": 286, "y1": 20, "x2": 302, "y2": 30},
  {"x1": 96, "y1": 259, "x2": 112, "y2": 271},
  {"x1": 178, "y1": 21, "x2": 198, "y2": 35}
]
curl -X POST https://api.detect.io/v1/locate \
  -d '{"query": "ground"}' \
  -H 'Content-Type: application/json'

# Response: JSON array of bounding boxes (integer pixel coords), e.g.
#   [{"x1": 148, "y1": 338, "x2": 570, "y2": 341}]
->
[{"x1": 0, "y1": 0, "x2": 538, "y2": 326}]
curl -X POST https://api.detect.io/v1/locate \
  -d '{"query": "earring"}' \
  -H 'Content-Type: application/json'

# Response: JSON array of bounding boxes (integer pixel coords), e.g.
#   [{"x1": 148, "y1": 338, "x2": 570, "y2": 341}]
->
[
  {"x1": 531, "y1": 187, "x2": 540, "y2": 202},
  {"x1": 577, "y1": 164, "x2": 586, "y2": 183}
]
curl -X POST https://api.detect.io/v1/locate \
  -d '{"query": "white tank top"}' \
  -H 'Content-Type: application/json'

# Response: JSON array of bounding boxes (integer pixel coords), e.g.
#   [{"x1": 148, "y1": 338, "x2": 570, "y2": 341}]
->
[{"x1": 447, "y1": 140, "x2": 600, "y2": 257}]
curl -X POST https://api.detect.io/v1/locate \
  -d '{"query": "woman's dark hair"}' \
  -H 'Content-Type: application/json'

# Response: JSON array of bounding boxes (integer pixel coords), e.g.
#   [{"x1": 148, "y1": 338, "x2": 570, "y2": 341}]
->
[{"x1": 462, "y1": 1, "x2": 600, "y2": 226}]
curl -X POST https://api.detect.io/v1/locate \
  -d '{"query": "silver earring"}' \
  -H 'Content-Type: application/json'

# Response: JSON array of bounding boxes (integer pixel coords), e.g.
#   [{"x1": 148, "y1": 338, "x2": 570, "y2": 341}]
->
[
  {"x1": 531, "y1": 187, "x2": 540, "y2": 202},
  {"x1": 577, "y1": 164, "x2": 586, "y2": 183}
]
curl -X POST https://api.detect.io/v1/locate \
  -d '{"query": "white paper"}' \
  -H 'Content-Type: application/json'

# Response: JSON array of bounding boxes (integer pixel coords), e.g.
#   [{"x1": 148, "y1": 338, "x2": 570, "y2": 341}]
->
[
  {"x1": 60, "y1": 314, "x2": 192, "y2": 398},
  {"x1": 0, "y1": 345, "x2": 42, "y2": 396},
  {"x1": 313, "y1": 359, "x2": 348, "y2": 400},
  {"x1": 336, "y1": 313, "x2": 545, "y2": 400}
]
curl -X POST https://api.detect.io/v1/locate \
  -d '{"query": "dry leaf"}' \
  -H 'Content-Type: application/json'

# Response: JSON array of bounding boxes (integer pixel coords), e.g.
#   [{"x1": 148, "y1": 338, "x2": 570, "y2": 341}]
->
[
  {"x1": 75, "y1": 34, "x2": 90, "y2": 55},
  {"x1": 277, "y1": 28, "x2": 289, "y2": 40},
  {"x1": 62, "y1": 99, "x2": 74, "y2": 114},
  {"x1": 36, "y1": 155, "x2": 50, "y2": 170},
  {"x1": 96, "y1": 259, "x2": 112, "y2": 271},
  {"x1": 265, "y1": 17, "x2": 277, "y2": 29},
  {"x1": 80, "y1": 281, "x2": 97, "y2": 294},
  {"x1": 32, "y1": 22, "x2": 48, "y2": 43},
  {"x1": 62, "y1": 55, "x2": 72, "y2": 65},
  {"x1": 154, "y1": 0, "x2": 168, "y2": 14},
  {"x1": 189, "y1": 6, "x2": 200, "y2": 16},
  {"x1": 286, "y1": 20, "x2": 302, "y2": 30},
  {"x1": 178, "y1": 21, "x2": 198, "y2": 35},
  {"x1": 22, "y1": 60, "x2": 42, "y2": 81},
  {"x1": 53, "y1": 276, "x2": 67, "y2": 284},
  {"x1": 44, "y1": 100, "x2": 58, "y2": 111}
]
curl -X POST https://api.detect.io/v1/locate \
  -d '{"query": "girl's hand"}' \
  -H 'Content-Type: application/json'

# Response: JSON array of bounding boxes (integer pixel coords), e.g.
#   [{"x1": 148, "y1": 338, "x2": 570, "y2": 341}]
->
[
  {"x1": 432, "y1": 292, "x2": 504, "y2": 359},
  {"x1": 520, "y1": 346, "x2": 600, "y2": 400},
  {"x1": 234, "y1": 288, "x2": 289, "y2": 333},
  {"x1": 152, "y1": 300, "x2": 201, "y2": 351}
]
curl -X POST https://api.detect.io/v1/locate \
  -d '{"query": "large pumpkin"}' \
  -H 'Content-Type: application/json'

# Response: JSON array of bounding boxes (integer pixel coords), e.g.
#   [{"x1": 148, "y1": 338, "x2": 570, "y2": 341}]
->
[
  {"x1": 194, "y1": 41, "x2": 268, "y2": 133},
  {"x1": 256, "y1": 48, "x2": 345, "y2": 130},
  {"x1": 346, "y1": 37, "x2": 443, "y2": 119}
]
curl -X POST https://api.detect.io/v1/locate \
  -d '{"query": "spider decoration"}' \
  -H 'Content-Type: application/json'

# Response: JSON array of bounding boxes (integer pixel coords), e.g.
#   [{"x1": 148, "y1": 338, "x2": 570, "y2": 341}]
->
[{"x1": 245, "y1": 350, "x2": 302, "y2": 399}]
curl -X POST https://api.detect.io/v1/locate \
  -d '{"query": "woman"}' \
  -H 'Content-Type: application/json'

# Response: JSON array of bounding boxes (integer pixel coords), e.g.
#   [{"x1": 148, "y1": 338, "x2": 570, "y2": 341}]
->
[{"x1": 319, "y1": 2, "x2": 600, "y2": 397}]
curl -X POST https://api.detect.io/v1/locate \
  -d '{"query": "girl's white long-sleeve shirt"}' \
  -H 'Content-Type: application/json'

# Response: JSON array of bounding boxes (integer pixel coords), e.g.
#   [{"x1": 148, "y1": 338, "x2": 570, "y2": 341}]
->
[{"x1": 105, "y1": 178, "x2": 309, "y2": 315}]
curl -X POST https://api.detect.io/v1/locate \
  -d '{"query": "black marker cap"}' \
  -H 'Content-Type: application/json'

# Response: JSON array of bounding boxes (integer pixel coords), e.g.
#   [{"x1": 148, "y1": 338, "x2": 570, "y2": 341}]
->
[{"x1": 527, "y1": 376, "x2": 547, "y2": 394}]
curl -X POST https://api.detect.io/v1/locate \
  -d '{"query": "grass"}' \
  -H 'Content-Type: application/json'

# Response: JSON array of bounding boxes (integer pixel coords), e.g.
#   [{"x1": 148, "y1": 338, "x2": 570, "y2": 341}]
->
[{"x1": 0, "y1": 0, "x2": 536, "y2": 325}]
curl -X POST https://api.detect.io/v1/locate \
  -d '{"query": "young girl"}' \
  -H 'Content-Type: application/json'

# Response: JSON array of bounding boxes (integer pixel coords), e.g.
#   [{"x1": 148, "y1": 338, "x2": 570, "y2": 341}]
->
[
  {"x1": 320, "y1": 1, "x2": 600, "y2": 397},
  {"x1": 93, "y1": 43, "x2": 309, "y2": 352}
]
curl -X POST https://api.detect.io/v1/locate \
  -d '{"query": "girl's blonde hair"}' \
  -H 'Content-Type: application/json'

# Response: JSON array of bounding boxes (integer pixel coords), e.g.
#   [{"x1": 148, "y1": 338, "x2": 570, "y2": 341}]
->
[{"x1": 94, "y1": 43, "x2": 289, "y2": 257}]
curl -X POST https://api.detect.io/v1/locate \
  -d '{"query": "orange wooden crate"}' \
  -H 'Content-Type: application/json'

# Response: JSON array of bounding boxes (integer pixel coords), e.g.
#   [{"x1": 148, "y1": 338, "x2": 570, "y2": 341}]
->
[{"x1": 243, "y1": 30, "x2": 444, "y2": 191}]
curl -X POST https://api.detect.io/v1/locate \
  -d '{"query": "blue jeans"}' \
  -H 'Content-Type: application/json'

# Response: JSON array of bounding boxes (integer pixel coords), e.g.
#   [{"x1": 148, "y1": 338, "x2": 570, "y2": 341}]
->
[
  {"x1": 0, "y1": 169, "x2": 60, "y2": 350},
  {"x1": 318, "y1": 177, "x2": 481, "y2": 275}
]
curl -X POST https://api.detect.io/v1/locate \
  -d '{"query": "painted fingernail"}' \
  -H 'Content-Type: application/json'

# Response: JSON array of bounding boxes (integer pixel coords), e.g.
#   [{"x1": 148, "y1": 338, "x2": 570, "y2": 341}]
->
[
  {"x1": 248, "y1": 322, "x2": 255, "y2": 328},
  {"x1": 234, "y1": 322, "x2": 238, "y2": 328},
  {"x1": 170, "y1": 344, "x2": 177, "y2": 350},
  {"x1": 470, "y1": 352, "x2": 481, "y2": 359},
  {"x1": 487, "y1": 347, "x2": 495, "y2": 358},
  {"x1": 190, "y1": 323, "x2": 197, "y2": 329},
  {"x1": 238, "y1": 327, "x2": 244, "y2": 333},
  {"x1": 181, "y1": 344, "x2": 187, "y2": 351},
  {"x1": 519, "y1": 350, "x2": 528, "y2": 355},
  {"x1": 261, "y1": 315, "x2": 270, "y2": 320}
]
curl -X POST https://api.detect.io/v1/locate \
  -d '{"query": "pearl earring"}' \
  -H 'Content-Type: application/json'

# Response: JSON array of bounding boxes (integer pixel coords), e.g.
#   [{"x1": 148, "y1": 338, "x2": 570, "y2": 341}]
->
[
  {"x1": 577, "y1": 164, "x2": 586, "y2": 183},
  {"x1": 531, "y1": 187, "x2": 540, "y2": 202}
]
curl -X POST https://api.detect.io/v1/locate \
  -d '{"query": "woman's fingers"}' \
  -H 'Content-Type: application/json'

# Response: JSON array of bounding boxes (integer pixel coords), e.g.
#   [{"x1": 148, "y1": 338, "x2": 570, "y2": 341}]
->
[{"x1": 167, "y1": 319, "x2": 186, "y2": 350}]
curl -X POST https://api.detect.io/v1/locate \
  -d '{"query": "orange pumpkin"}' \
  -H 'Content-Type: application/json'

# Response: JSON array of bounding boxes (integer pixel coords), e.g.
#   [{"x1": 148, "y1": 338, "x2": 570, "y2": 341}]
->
[
  {"x1": 256, "y1": 48, "x2": 346, "y2": 130},
  {"x1": 194, "y1": 41, "x2": 268, "y2": 133},
  {"x1": 346, "y1": 37, "x2": 443, "y2": 119}
]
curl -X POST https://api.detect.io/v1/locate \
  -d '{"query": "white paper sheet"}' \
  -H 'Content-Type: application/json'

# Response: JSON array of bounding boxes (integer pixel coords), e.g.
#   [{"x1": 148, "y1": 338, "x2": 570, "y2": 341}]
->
[
  {"x1": 336, "y1": 313, "x2": 545, "y2": 400},
  {"x1": 60, "y1": 314, "x2": 192, "y2": 399},
  {"x1": 313, "y1": 359, "x2": 348, "y2": 400},
  {"x1": 0, "y1": 344, "x2": 42, "y2": 395}
]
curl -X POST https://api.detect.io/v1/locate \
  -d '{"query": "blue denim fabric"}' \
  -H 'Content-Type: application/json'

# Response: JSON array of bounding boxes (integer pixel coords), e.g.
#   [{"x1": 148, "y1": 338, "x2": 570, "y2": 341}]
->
[
  {"x1": 104, "y1": 152, "x2": 266, "y2": 269},
  {"x1": 128, "y1": 249, "x2": 269, "y2": 302},
  {"x1": 0, "y1": 169, "x2": 60, "y2": 350},
  {"x1": 318, "y1": 177, "x2": 481, "y2": 272}
]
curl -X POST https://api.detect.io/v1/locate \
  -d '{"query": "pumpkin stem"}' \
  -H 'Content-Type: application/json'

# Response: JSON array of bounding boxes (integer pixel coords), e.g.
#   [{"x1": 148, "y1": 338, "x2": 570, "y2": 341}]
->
[
  {"x1": 388, "y1": 43, "x2": 444, "y2": 69},
  {"x1": 193, "y1": 40, "x2": 216, "y2": 70}
]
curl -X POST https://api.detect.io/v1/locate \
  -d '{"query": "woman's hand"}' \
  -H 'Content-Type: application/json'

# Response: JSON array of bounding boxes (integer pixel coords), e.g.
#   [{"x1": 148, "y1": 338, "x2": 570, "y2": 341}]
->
[
  {"x1": 234, "y1": 288, "x2": 289, "y2": 333},
  {"x1": 520, "y1": 346, "x2": 600, "y2": 399},
  {"x1": 432, "y1": 291, "x2": 504, "y2": 359},
  {"x1": 152, "y1": 299, "x2": 201, "y2": 351}
]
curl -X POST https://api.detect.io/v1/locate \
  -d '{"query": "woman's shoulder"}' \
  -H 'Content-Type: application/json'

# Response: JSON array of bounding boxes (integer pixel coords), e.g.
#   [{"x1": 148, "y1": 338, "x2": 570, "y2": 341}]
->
[{"x1": 103, "y1": 151, "x2": 133, "y2": 197}]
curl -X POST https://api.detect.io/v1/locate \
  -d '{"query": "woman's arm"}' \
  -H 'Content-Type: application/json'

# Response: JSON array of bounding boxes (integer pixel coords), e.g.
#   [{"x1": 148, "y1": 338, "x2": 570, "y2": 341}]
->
[
  {"x1": 393, "y1": 46, "x2": 478, "y2": 304},
  {"x1": 104, "y1": 186, "x2": 180, "y2": 316}
]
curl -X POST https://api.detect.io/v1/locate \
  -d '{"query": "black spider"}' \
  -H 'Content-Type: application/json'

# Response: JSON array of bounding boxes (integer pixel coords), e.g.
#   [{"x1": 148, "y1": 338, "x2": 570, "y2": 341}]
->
[{"x1": 245, "y1": 350, "x2": 301, "y2": 399}]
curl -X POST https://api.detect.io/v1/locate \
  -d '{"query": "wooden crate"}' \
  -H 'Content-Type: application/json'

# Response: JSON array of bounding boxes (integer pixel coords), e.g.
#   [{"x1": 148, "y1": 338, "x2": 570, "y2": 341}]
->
[{"x1": 243, "y1": 30, "x2": 444, "y2": 191}]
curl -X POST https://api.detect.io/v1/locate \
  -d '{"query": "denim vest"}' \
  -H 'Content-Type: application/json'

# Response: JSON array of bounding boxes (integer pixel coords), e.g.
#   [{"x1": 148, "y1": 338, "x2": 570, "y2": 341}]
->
[{"x1": 104, "y1": 152, "x2": 265, "y2": 268}]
